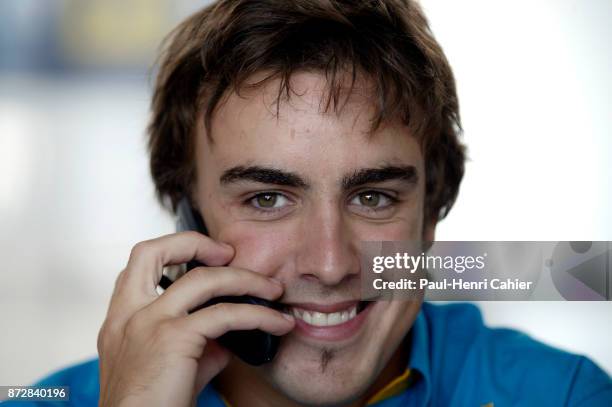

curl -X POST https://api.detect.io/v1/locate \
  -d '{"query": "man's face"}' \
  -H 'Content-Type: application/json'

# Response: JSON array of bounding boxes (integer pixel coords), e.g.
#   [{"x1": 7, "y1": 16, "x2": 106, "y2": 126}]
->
[{"x1": 194, "y1": 72, "x2": 428, "y2": 405}]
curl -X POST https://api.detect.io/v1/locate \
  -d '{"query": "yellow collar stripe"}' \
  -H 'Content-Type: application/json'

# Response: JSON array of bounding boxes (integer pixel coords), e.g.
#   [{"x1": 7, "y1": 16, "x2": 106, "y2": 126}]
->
[{"x1": 366, "y1": 368, "x2": 411, "y2": 405}]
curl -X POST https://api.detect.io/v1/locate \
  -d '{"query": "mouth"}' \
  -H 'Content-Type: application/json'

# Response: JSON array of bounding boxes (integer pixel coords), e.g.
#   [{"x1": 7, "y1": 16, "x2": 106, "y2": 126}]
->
[
  {"x1": 283, "y1": 301, "x2": 370, "y2": 327},
  {"x1": 282, "y1": 301, "x2": 375, "y2": 341}
]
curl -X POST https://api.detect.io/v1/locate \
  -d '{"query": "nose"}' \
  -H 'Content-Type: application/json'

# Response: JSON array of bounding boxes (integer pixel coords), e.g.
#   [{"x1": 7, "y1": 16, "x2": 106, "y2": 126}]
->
[{"x1": 295, "y1": 203, "x2": 360, "y2": 286}]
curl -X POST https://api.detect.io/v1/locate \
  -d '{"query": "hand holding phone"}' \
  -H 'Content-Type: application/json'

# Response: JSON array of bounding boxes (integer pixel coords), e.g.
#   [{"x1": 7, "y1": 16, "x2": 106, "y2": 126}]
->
[
  {"x1": 158, "y1": 198, "x2": 283, "y2": 365},
  {"x1": 98, "y1": 231, "x2": 293, "y2": 407}
]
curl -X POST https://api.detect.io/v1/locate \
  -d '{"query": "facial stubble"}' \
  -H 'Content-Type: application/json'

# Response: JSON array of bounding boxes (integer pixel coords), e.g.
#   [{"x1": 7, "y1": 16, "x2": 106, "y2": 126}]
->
[{"x1": 320, "y1": 347, "x2": 335, "y2": 373}]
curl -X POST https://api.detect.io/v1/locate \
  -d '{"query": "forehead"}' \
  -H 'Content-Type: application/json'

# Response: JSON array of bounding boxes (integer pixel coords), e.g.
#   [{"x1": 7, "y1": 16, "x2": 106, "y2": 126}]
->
[{"x1": 197, "y1": 71, "x2": 423, "y2": 175}]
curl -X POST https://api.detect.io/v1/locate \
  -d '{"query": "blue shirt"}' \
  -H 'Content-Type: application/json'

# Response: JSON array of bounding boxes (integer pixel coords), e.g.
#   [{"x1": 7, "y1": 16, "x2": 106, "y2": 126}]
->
[{"x1": 3, "y1": 303, "x2": 611, "y2": 406}]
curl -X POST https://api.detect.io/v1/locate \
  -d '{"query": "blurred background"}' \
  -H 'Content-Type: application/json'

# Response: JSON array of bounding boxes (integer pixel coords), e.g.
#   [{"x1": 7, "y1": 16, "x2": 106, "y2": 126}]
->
[{"x1": 0, "y1": 0, "x2": 610, "y2": 386}]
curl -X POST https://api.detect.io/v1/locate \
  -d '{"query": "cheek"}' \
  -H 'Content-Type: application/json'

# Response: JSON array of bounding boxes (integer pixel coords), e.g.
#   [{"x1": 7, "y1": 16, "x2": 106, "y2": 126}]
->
[{"x1": 216, "y1": 222, "x2": 297, "y2": 277}]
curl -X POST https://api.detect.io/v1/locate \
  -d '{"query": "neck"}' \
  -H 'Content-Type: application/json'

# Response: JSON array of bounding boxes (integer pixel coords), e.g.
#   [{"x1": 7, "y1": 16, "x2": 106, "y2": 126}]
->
[{"x1": 214, "y1": 336, "x2": 410, "y2": 407}]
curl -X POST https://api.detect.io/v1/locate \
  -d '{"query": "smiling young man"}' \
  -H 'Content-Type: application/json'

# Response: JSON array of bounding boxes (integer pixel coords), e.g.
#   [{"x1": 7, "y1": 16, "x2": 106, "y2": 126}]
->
[{"x1": 11, "y1": 1, "x2": 612, "y2": 406}]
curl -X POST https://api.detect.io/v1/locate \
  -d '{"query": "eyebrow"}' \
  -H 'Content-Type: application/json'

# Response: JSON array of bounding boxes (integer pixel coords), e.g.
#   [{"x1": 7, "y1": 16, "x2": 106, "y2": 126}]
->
[
  {"x1": 220, "y1": 166, "x2": 308, "y2": 188},
  {"x1": 341, "y1": 166, "x2": 418, "y2": 190},
  {"x1": 220, "y1": 164, "x2": 418, "y2": 190}
]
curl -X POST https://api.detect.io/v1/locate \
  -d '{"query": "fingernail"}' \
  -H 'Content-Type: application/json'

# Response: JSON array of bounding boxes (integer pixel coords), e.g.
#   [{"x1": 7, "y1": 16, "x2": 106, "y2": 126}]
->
[{"x1": 282, "y1": 313, "x2": 294, "y2": 322}]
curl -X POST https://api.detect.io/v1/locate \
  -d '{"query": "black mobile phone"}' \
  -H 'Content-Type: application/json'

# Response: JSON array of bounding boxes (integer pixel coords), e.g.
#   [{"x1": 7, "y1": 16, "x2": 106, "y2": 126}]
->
[{"x1": 157, "y1": 198, "x2": 280, "y2": 366}]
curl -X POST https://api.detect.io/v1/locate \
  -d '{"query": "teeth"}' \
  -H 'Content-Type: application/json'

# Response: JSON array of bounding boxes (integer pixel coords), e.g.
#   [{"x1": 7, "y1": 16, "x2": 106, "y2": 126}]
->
[
  {"x1": 341, "y1": 311, "x2": 349, "y2": 322},
  {"x1": 327, "y1": 312, "x2": 342, "y2": 325},
  {"x1": 312, "y1": 312, "x2": 326, "y2": 325},
  {"x1": 303, "y1": 311, "x2": 313, "y2": 324},
  {"x1": 290, "y1": 305, "x2": 359, "y2": 327}
]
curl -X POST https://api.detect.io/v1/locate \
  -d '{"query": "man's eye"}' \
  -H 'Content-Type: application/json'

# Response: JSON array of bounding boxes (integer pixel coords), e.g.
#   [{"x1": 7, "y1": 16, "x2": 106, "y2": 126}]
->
[
  {"x1": 250, "y1": 192, "x2": 290, "y2": 209},
  {"x1": 350, "y1": 191, "x2": 394, "y2": 209}
]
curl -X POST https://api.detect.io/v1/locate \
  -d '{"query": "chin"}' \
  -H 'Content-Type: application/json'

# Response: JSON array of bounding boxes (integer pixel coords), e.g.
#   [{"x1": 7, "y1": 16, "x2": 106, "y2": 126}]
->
[
  {"x1": 262, "y1": 300, "x2": 415, "y2": 406},
  {"x1": 266, "y1": 354, "x2": 377, "y2": 406}
]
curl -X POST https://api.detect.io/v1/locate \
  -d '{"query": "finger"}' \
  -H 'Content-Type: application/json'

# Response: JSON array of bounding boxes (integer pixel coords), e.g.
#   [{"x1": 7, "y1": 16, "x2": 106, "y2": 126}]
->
[
  {"x1": 183, "y1": 303, "x2": 295, "y2": 338},
  {"x1": 115, "y1": 232, "x2": 235, "y2": 310},
  {"x1": 151, "y1": 266, "x2": 283, "y2": 316},
  {"x1": 102, "y1": 269, "x2": 149, "y2": 333}
]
